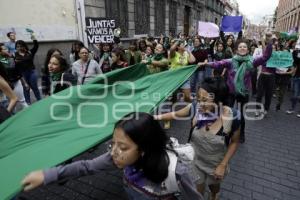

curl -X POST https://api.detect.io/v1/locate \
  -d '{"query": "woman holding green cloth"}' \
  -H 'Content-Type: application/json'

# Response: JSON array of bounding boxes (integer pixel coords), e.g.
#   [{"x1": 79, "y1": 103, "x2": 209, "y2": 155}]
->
[
  {"x1": 198, "y1": 33, "x2": 273, "y2": 143},
  {"x1": 141, "y1": 43, "x2": 169, "y2": 74},
  {"x1": 43, "y1": 54, "x2": 76, "y2": 95}
]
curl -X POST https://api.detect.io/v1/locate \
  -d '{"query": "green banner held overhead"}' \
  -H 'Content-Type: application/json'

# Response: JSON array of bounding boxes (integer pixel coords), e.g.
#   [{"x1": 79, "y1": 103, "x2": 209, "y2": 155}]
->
[
  {"x1": 0, "y1": 63, "x2": 197, "y2": 200},
  {"x1": 266, "y1": 51, "x2": 293, "y2": 68}
]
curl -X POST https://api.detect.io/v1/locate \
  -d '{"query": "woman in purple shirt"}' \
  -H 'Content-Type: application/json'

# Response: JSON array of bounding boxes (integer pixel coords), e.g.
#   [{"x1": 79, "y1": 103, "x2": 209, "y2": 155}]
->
[{"x1": 198, "y1": 34, "x2": 273, "y2": 143}]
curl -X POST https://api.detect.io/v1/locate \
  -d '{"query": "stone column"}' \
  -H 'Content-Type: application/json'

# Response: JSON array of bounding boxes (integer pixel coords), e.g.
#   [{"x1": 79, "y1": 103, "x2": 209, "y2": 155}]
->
[
  {"x1": 177, "y1": 3, "x2": 184, "y2": 34},
  {"x1": 128, "y1": 0, "x2": 135, "y2": 37},
  {"x1": 165, "y1": 1, "x2": 170, "y2": 35},
  {"x1": 149, "y1": 0, "x2": 155, "y2": 36}
]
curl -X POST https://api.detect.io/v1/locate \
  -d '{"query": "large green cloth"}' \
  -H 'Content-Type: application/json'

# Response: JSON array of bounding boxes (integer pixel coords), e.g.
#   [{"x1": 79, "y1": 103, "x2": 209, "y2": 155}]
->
[{"x1": 0, "y1": 63, "x2": 197, "y2": 200}]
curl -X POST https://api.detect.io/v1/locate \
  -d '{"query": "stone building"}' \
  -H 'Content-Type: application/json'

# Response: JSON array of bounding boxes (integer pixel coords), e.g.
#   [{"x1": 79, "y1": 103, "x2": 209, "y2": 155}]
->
[
  {"x1": 84, "y1": 0, "x2": 225, "y2": 41},
  {"x1": 275, "y1": 0, "x2": 300, "y2": 32},
  {"x1": 0, "y1": 0, "x2": 226, "y2": 72}
]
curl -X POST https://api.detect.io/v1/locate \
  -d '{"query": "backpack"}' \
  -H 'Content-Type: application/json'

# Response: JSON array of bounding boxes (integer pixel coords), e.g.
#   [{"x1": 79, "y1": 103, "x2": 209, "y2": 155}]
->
[
  {"x1": 187, "y1": 100, "x2": 241, "y2": 146},
  {"x1": 163, "y1": 137, "x2": 195, "y2": 194},
  {"x1": 124, "y1": 138, "x2": 195, "y2": 199}
]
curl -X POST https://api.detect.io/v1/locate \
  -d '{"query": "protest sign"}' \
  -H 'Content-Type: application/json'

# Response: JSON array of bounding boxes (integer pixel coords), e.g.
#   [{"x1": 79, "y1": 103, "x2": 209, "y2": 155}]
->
[
  {"x1": 266, "y1": 51, "x2": 293, "y2": 68},
  {"x1": 198, "y1": 21, "x2": 219, "y2": 38},
  {"x1": 221, "y1": 16, "x2": 243, "y2": 32},
  {"x1": 85, "y1": 18, "x2": 116, "y2": 44}
]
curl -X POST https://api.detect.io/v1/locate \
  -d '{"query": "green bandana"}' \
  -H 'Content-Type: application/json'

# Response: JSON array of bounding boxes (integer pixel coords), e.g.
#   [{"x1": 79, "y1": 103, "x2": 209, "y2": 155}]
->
[
  {"x1": 50, "y1": 72, "x2": 62, "y2": 82},
  {"x1": 0, "y1": 55, "x2": 9, "y2": 65},
  {"x1": 152, "y1": 53, "x2": 164, "y2": 61},
  {"x1": 215, "y1": 52, "x2": 225, "y2": 60},
  {"x1": 232, "y1": 55, "x2": 253, "y2": 95}
]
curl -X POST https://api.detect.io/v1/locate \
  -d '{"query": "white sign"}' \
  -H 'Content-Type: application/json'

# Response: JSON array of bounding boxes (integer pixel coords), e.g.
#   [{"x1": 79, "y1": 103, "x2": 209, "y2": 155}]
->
[{"x1": 198, "y1": 21, "x2": 220, "y2": 38}]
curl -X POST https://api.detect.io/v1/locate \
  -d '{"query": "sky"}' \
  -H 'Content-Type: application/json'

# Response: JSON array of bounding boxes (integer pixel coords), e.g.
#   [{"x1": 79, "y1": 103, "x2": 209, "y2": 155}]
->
[{"x1": 236, "y1": 0, "x2": 279, "y2": 24}]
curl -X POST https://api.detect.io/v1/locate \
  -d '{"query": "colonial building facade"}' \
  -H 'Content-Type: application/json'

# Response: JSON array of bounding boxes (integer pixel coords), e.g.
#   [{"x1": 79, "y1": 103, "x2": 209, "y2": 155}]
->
[
  {"x1": 84, "y1": 0, "x2": 225, "y2": 39},
  {"x1": 275, "y1": 0, "x2": 300, "y2": 32}
]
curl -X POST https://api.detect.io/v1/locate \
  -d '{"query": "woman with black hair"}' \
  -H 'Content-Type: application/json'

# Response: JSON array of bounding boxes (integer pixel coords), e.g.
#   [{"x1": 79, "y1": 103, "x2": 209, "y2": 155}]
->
[
  {"x1": 98, "y1": 43, "x2": 113, "y2": 73},
  {"x1": 154, "y1": 77, "x2": 240, "y2": 200},
  {"x1": 220, "y1": 31, "x2": 243, "y2": 59},
  {"x1": 141, "y1": 43, "x2": 168, "y2": 74},
  {"x1": 43, "y1": 54, "x2": 76, "y2": 95},
  {"x1": 125, "y1": 41, "x2": 142, "y2": 66},
  {"x1": 69, "y1": 41, "x2": 84, "y2": 64},
  {"x1": 21, "y1": 112, "x2": 203, "y2": 200},
  {"x1": 14, "y1": 35, "x2": 41, "y2": 105},
  {"x1": 211, "y1": 42, "x2": 227, "y2": 78},
  {"x1": 42, "y1": 48, "x2": 63, "y2": 96},
  {"x1": 111, "y1": 48, "x2": 128, "y2": 70},
  {"x1": 138, "y1": 39, "x2": 147, "y2": 53}
]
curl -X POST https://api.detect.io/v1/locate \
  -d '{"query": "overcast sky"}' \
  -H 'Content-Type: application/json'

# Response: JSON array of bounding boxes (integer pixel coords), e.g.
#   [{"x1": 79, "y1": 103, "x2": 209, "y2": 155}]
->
[{"x1": 237, "y1": 0, "x2": 279, "y2": 24}]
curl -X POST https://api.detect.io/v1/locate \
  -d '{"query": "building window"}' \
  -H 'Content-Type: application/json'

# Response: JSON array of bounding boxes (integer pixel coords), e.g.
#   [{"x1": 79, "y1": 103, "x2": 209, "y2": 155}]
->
[
  {"x1": 154, "y1": 0, "x2": 166, "y2": 36},
  {"x1": 135, "y1": 0, "x2": 150, "y2": 34},
  {"x1": 169, "y1": 0, "x2": 177, "y2": 36},
  {"x1": 105, "y1": 0, "x2": 128, "y2": 37}
]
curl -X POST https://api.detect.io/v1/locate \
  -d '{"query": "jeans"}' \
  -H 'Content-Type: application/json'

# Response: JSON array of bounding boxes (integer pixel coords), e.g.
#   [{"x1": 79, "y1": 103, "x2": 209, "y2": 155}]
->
[
  {"x1": 190, "y1": 70, "x2": 205, "y2": 94},
  {"x1": 22, "y1": 69, "x2": 41, "y2": 104},
  {"x1": 291, "y1": 78, "x2": 300, "y2": 111}
]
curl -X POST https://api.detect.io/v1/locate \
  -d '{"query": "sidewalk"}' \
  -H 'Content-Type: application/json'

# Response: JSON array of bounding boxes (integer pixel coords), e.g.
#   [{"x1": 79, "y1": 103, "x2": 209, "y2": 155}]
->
[{"x1": 17, "y1": 97, "x2": 300, "y2": 200}]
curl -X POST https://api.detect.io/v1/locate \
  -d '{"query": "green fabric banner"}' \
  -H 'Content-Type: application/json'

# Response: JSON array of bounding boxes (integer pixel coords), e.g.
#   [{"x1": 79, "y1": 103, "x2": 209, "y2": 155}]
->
[
  {"x1": 279, "y1": 32, "x2": 298, "y2": 41},
  {"x1": 266, "y1": 51, "x2": 293, "y2": 68},
  {"x1": 0, "y1": 63, "x2": 197, "y2": 200}
]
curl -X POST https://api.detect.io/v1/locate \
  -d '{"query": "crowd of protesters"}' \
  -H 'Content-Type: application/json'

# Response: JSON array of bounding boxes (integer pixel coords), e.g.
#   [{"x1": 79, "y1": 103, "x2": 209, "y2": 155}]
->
[{"x1": 1, "y1": 28, "x2": 300, "y2": 200}]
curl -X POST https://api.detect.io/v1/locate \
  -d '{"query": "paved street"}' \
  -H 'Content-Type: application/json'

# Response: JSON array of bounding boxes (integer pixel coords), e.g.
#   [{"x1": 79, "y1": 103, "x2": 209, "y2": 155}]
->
[{"x1": 16, "y1": 95, "x2": 300, "y2": 200}]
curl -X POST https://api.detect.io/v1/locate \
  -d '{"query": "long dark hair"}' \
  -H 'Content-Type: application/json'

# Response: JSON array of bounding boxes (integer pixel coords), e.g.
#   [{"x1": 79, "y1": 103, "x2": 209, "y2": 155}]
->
[
  {"x1": 50, "y1": 54, "x2": 69, "y2": 72},
  {"x1": 15, "y1": 40, "x2": 29, "y2": 51},
  {"x1": 200, "y1": 77, "x2": 229, "y2": 105},
  {"x1": 71, "y1": 41, "x2": 84, "y2": 61},
  {"x1": 44, "y1": 48, "x2": 63, "y2": 75},
  {"x1": 115, "y1": 112, "x2": 169, "y2": 183},
  {"x1": 111, "y1": 48, "x2": 126, "y2": 62}
]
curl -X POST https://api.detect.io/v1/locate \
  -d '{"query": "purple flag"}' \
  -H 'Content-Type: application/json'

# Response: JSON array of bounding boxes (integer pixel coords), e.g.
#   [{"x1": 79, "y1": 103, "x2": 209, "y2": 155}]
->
[{"x1": 221, "y1": 16, "x2": 243, "y2": 32}]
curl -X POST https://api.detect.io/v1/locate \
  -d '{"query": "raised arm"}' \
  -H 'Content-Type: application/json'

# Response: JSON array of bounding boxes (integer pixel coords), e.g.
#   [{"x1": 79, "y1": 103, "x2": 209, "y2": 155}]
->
[
  {"x1": 252, "y1": 42, "x2": 272, "y2": 68},
  {"x1": 30, "y1": 39, "x2": 39, "y2": 56},
  {"x1": 220, "y1": 31, "x2": 227, "y2": 48},
  {"x1": 170, "y1": 41, "x2": 178, "y2": 58},
  {"x1": 253, "y1": 33, "x2": 273, "y2": 67}
]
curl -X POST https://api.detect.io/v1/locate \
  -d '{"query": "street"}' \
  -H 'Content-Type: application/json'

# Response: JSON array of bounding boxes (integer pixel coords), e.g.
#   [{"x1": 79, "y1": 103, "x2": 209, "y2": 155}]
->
[{"x1": 16, "y1": 95, "x2": 300, "y2": 200}]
